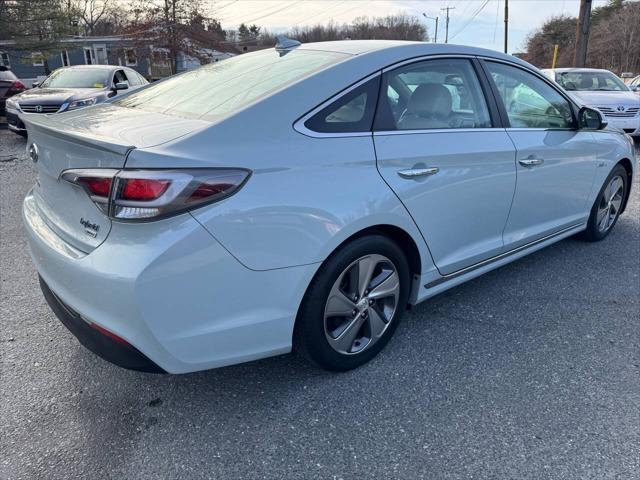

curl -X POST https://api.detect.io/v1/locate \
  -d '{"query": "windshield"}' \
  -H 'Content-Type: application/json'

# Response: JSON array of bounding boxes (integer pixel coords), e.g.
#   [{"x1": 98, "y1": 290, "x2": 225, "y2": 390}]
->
[
  {"x1": 113, "y1": 48, "x2": 349, "y2": 121},
  {"x1": 557, "y1": 71, "x2": 629, "y2": 92},
  {"x1": 40, "y1": 69, "x2": 110, "y2": 88}
]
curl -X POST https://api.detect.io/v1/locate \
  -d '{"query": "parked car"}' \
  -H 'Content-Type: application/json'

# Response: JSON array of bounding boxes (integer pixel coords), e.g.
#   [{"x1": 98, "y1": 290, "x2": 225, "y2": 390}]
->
[
  {"x1": 542, "y1": 68, "x2": 640, "y2": 137},
  {"x1": 0, "y1": 66, "x2": 26, "y2": 116},
  {"x1": 630, "y1": 75, "x2": 640, "y2": 95},
  {"x1": 21, "y1": 40, "x2": 635, "y2": 374},
  {"x1": 6, "y1": 64, "x2": 148, "y2": 135}
]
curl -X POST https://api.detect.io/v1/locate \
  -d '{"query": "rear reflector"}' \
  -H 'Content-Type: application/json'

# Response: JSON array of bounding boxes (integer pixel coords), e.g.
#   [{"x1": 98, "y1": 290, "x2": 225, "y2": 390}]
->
[{"x1": 89, "y1": 322, "x2": 131, "y2": 346}]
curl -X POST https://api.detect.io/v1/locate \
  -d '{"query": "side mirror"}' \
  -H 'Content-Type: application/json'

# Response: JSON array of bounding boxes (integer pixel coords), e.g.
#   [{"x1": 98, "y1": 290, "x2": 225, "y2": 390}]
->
[
  {"x1": 631, "y1": 84, "x2": 639, "y2": 92},
  {"x1": 578, "y1": 106, "x2": 607, "y2": 130},
  {"x1": 32, "y1": 81, "x2": 40, "y2": 88},
  {"x1": 113, "y1": 82, "x2": 129, "y2": 91}
]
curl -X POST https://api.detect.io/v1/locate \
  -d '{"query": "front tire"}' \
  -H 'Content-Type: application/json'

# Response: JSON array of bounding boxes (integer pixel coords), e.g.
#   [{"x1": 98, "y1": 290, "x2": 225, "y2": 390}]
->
[
  {"x1": 294, "y1": 235, "x2": 410, "y2": 371},
  {"x1": 578, "y1": 164, "x2": 628, "y2": 242}
]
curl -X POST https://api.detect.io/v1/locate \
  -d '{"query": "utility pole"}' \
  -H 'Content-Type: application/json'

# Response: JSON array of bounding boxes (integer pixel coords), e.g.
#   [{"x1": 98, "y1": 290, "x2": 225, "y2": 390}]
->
[
  {"x1": 422, "y1": 13, "x2": 439, "y2": 43},
  {"x1": 503, "y1": 0, "x2": 508, "y2": 53},
  {"x1": 441, "y1": 6, "x2": 455, "y2": 43},
  {"x1": 574, "y1": 0, "x2": 593, "y2": 67}
]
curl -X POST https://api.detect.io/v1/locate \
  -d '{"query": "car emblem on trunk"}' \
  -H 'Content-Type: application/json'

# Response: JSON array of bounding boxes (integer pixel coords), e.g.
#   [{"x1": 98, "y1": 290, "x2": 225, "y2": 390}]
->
[
  {"x1": 616, "y1": 105, "x2": 626, "y2": 112},
  {"x1": 35, "y1": 105, "x2": 43, "y2": 113},
  {"x1": 80, "y1": 218, "x2": 100, "y2": 237},
  {"x1": 28, "y1": 143, "x2": 39, "y2": 163}
]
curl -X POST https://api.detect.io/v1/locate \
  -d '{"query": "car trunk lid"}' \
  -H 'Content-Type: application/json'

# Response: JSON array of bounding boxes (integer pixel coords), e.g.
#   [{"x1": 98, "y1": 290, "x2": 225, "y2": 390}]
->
[{"x1": 22, "y1": 104, "x2": 210, "y2": 253}]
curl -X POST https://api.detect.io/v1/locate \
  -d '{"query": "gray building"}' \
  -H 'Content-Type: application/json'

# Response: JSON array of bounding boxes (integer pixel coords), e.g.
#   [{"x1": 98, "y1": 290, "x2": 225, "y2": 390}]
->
[{"x1": 0, "y1": 35, "x2": 235, "y2": 86}]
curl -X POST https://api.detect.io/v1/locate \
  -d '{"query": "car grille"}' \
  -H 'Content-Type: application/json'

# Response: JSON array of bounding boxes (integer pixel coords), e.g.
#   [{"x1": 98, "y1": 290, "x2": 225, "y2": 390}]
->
[
  {"x1": 597, "y1": 106, "x2": 639, "y2": 118},
  {"x1": 19, "y1": 104, "x2": 62, "y2": 113}
]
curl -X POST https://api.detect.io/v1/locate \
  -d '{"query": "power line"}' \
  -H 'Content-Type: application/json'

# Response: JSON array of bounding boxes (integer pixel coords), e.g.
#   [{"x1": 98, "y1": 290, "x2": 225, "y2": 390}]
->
[{"x1": 449, "y1": 0, "x2": 490, "y2": 41}]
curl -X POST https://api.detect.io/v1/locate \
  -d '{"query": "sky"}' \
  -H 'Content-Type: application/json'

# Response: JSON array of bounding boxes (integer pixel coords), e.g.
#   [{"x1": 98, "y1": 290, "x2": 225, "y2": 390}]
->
[{"x1": 209, "y1": 0, "x2": 611, "y2": 54}]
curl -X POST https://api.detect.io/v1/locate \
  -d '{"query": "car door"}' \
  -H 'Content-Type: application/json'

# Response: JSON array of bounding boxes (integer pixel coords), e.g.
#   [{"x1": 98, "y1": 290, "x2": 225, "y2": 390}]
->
[
  {"x1": 374, "y1": 57, "x2": 517, "y2": 275},
  {"x1": 482, "y1": 60, "x2": 598, "y2": 250}
]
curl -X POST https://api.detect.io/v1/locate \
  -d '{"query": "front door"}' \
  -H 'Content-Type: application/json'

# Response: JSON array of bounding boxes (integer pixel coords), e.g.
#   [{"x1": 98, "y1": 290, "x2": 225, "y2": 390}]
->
[
  {"x1": 483, "y1": 61, "x2": 598, "y2": 249},
  {"x1": 374, "y1": 58, "x2": 517, "y2": 275}
]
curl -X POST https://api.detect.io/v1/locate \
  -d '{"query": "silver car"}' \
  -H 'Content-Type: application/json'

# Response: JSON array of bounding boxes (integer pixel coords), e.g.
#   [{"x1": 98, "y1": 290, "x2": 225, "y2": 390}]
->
[{"x1": 22, "y1": 40, "x2": 636, "y2": 373}]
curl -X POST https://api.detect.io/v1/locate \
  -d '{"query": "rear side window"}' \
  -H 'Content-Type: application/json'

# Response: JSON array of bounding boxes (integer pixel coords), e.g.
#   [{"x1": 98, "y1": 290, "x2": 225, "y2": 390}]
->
[
  {"x1": 304, "y1": 77, "x2": 380, "y2": 133},
  {"x1": 375, "y1": 58, "x2": 492, "y2": 131},
  {"x1": 114, "y1": 49, "x2": 349, "y2": 121}
]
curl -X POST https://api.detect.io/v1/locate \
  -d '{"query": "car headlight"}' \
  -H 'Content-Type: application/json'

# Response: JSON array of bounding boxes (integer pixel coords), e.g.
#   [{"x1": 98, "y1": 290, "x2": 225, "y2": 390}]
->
[
  {"x1": 6, "y1": 97, "x2": 18, "y2": 110},
  {"x1": 67, "y1": 97, "x2": 98, "y2": 110}
]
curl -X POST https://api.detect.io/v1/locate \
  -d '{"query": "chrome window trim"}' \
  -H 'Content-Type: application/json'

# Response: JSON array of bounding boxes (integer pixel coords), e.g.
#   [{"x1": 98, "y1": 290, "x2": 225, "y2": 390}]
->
[
  {"x1": 293, "y1": 71, "x2": 381, "y2": 139},
  {"x1": 373, "y1": 127, "x2": 501, "y2": 137}
]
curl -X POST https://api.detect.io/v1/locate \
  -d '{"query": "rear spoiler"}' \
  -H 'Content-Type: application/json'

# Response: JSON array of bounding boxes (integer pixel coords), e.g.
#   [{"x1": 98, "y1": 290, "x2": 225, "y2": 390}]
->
[{"x1": 20, "y1": 113, "x2": 134, "y2": 156}]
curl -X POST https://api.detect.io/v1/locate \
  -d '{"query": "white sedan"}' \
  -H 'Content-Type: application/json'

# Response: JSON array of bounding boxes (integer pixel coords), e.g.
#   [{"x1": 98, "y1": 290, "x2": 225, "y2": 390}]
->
[
  {"x1": 542, "y1": 68, "x2": 640, "y2": 137},
  {"x1": 22, "y1": 40, "x2": 636, "y2": 373}
]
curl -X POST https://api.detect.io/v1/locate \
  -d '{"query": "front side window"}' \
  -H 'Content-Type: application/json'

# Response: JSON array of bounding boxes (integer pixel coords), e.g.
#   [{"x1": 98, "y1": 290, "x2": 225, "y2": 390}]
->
[
  {"x1": 486, "y1": 61, "x2": 574, "y2": 129},
  {"x1": 375, "y1": 58, "x2": 492, "y2": 131},
  {"x1": 114, "y1": 49, "x2": 349, "y2": 121},
  {"x1": 304, "y1": 77, "x2": 380, "y2": 133}
]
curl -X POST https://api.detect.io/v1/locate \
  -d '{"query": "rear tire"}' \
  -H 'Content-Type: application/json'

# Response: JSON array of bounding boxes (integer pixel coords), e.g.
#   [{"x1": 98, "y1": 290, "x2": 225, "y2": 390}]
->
[
  {"x1": 577, "y1": 164, "x2": 628, "y2": 242},
  {"x1": 294, "y1": 235, "x2": 410, "y2": 371}
]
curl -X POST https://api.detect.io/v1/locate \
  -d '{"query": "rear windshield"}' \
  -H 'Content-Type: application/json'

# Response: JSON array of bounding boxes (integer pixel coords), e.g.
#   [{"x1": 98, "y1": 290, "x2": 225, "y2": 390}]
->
[
  {"x1": 40, "y1": 69, "x2": 110, "y2": 88},
  {"x1": 113, "y1": 49, "x2": 349, "y2": 121},
  {"x1": 0, "y1": 69, "x2": 18, "y2": 81}
]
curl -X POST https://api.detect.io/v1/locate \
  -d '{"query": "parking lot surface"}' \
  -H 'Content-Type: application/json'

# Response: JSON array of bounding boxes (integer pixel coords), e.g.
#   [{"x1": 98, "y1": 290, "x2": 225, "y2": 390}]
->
[{"x1": 1, "y1": 129, "x2": 639, "y2": 480}]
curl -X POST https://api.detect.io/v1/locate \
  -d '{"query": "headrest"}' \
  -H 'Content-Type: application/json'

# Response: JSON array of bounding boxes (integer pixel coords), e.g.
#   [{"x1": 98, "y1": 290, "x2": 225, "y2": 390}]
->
[{"x1": 406, "y1": 83, "x2": 452, "y2": 118}]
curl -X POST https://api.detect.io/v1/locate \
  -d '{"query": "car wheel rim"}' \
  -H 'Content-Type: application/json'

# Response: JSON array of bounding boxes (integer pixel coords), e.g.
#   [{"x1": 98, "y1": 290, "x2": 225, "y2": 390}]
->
[
  {"x1": 323, "y1": 254, "x2": 400, "y2": 355},
  {"x1": 596, "y1": 175, "x2": 624, "y2": 233}
]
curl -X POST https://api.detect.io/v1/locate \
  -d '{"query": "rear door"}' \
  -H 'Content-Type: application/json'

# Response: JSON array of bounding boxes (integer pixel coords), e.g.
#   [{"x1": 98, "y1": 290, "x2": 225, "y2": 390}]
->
[
  {"x1": 374, "y1": 57, "x2": 517, "y2": 275},
  {"x1": 482, "y1": 60, "x2": 598, "y2": 250}
]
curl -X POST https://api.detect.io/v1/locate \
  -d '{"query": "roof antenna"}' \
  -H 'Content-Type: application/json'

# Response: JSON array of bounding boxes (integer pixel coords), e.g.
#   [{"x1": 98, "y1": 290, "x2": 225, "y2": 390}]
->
[{"x1": 275, "y1": 36, "x2": 301, "y2": 54}]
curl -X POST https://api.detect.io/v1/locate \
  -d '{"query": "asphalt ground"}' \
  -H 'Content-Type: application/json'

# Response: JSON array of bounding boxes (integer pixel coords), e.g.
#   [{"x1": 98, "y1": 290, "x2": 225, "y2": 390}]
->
[{"x1": 1, "y1": 129, "x2": 639, "y2": 480}]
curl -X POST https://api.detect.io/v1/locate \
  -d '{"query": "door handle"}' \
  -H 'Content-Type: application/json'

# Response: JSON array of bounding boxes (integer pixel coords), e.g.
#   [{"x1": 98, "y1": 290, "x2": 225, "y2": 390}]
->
[
  {"x1": 519, "y1": 156, "x2": 544, "y2": 167},
  {"x1": 397, "y1": 167, "x2": 439, "y2": 179}
]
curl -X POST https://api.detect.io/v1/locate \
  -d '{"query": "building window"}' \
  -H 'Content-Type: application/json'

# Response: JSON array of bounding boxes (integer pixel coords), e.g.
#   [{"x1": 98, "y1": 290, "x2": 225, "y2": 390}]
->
[
  {"x1": 83, "y1": 47, "x2": 94, "y2": 65},
  {"x1": 61, "y1": 50, "x2": 70, "y2": 67},
  {"x1": 0, "y1": 52, "x2": 10, "y2": 67},
  {"x1": 32, "y1": 52, "x2": 44, "y2": 66},
  {"x1": 124, "y1": 48, "x2": 137, "y2": 66}
]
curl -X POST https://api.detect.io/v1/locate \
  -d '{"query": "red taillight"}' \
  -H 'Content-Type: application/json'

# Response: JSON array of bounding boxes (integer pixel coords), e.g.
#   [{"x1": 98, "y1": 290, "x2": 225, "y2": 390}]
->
[
  {"x1": 10, "y1": 80, "x2": 26, "y2": 91},
  {"x1": 77, "y1": 176, "x2": 112, "y2": 197},
  {"x1": 62, "y1": 168, "x2": 250, "y2": 220},
  {"x1": 121, "y1": 178, "x2": 170, "y2": 201}
]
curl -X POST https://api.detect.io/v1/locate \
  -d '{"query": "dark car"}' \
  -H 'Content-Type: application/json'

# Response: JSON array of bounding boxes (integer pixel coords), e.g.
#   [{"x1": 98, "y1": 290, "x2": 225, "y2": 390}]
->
[
  {"x1": 0, "y1": 66, "x2": 26, "y2": 116},
  {"x1": 6, "y1": 64, "x2": 148, "y2": 135}
]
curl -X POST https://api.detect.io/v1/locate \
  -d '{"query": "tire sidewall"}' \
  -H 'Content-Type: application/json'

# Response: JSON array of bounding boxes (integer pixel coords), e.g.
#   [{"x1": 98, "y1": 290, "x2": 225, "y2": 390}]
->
[
  {"x1": 586, "y1": 164, "x2": 628, "y2": 241},
  {"x1": 295, "y1": 235, "x2": 411, "y2": 371}
]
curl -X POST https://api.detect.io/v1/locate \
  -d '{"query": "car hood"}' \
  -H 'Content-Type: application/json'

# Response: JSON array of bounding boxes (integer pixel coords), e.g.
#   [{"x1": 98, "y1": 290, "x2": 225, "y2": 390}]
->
[
  {"x1": 14, "y1": 87, "x2": 105, "y2": 105},
  {"x1": 568, "y1": 90, "x2": 640, "y2": 107}
]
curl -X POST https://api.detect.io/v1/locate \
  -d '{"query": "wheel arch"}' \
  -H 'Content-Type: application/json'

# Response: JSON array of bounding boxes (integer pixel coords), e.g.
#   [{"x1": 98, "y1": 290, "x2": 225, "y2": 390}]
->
[{"x1": 617, "y1": 158, "x2": 634, "y2": 214}]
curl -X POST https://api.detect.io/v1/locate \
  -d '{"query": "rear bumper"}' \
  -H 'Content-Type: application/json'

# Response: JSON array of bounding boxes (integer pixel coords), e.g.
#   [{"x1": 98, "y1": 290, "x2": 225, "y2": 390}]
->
[
  {"x1": 23, "y1": 190, "x2": 318, "y2": 373},
  {"x1": 39, "y1": 276, "x2": 165, "y2": 373}
]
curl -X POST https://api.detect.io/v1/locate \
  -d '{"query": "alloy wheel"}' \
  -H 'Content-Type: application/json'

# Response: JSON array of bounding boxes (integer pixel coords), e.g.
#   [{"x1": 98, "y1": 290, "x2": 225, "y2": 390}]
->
[
  {"x1": 323, "y1": 254, "x2": 400, "y2": 355},
  {"x1": 596, "y1": 175, "x2": 624, "y2": 233}
]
